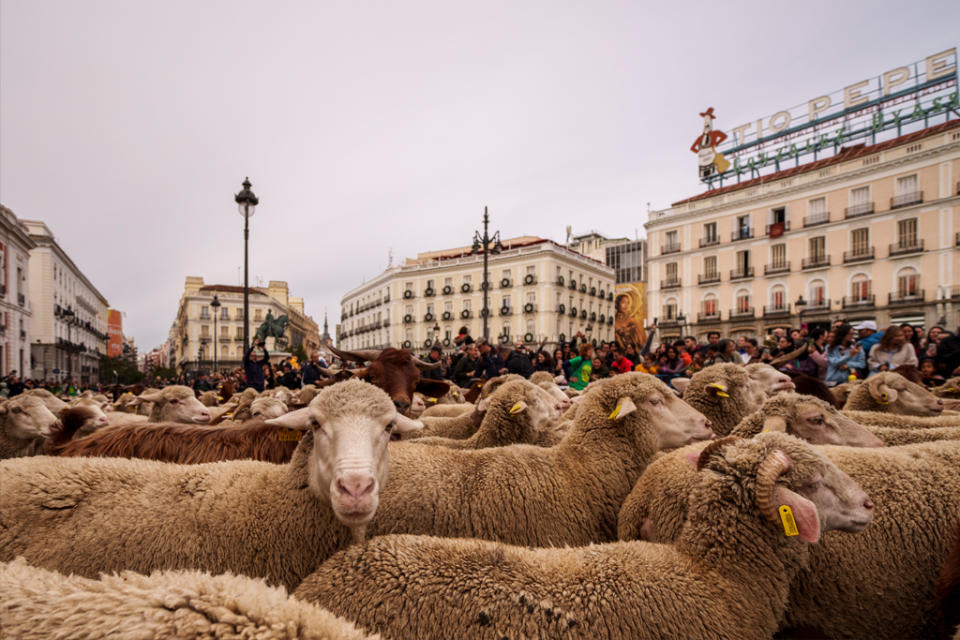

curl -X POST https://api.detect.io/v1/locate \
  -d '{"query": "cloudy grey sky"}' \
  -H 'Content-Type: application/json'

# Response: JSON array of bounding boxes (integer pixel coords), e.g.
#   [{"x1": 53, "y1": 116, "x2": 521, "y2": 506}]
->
[{"x1": 2, "y1": 0, "x2": 958, "y2": 350}]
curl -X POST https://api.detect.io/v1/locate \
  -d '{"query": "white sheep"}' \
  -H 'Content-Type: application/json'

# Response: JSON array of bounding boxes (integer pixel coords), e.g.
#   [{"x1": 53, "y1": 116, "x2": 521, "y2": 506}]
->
[
  {"x1": 294, "y1": 432, "x2": 872, "y2": 640},
  {"x1": 616, "y1": 439, "x2": 960, "y2": 640},
  {"x1": 0, "y1": 395, "x2": 61, "y2": 459},
  {"x1": 0, "y1": 557, "x2": 378, "y2": 640},
  {"x1": 680, "y1": 363, "x2": 768, "y2": 435},
  {"x1": 843, "y1": 371, "x2": 945, "y2": 415},
  {"x1": 0, "y1": 379, "x2": 421, "y2": 591}
]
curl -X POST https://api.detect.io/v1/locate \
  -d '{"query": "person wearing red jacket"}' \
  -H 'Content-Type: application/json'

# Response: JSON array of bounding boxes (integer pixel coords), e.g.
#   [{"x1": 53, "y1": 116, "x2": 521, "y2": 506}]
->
[{"x1": 610, "y1": 346, "x2": 634, "y2": 375}]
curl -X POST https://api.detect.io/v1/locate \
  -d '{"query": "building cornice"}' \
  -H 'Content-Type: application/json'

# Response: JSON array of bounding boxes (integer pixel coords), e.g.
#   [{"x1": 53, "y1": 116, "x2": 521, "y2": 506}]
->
[{"x1": 21, "y1": 220, "x2": 109, "y2": 306}]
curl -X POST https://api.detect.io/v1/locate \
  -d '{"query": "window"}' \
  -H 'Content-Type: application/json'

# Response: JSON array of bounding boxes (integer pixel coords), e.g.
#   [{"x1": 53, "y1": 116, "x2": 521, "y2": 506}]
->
[
  {"x1": 808, "y1": 280, "x2": 825, "y2": 307},
  {"x1": 809, "y1": 236, "x2": 826, "y2": 260},
  {"x1": 426, "y1": 304, "x2": 434, "y2": 315},
  {"x1": 426, "y1": 279, "x2": 434, "y2": 290},
  {"x1": 444, "y1": 277, "x2": 453, "y2": 287},
  {"x1": 770, "y1": 206, "x2": 786, "y2": 225},
  {"x1": 526, "y1": 292, "x2": 536, "y2": 303},
  {"x1": 703, "y1": 256, "x2": 718, "y2": 278},
  {"x1": 254, "y1": 308, "x2": 263, "y2": 321},
  {"x1": 850, "y1": 186, "x2": 870, "y2": 206},
  {"x1": 235, "y1": 327, "x2": 243, "y2": 338},
  {"x1": 405, "y1": 304, "x2": 413, "y2": 315},
  {"x1": 200, "y1": 306, "x2": 210, "y2": 319},
  {"x1": 703, "y1": 295, "x2": 718, "y2": 316},
  {"x1": 665, "y1": 263, "x2": 678, "y2": 281},
  {"x1": 736, "y1": 291, "x2": 751, "y2": 313},
  {"x1": 808, "y1": 197, "x2": 826, "y2": 217},
  {"x1": 897, "y1": 218, "x2": 918, "y2": 248},
  {"x1": 895, "y1": 174, "x2": 918, "y2": 195},
  {"x1": 502, "y1": 296, "x2": 511, "y2": 309},
  {"x1": 526, "y1": 265, "x2": 535, "y2": 276},
  {"x1": 771, "y1": 286, "x2": 785, "y2": 309},
  {"x1": 665, "y1": 230, "x2": 678, "y2": 250},
  {"x1": 736, "y1": 215, "x2": 751, "y2": 238},
  {"x1": 703, "y1": 222, "x2": 717, "y2": 243},
  {"x1": 444, "y1": 301, "x2": 453, "y2": 312},
  {"x1": 851, "y1": 275, "x2": 871, "y2": 301},
  {"x1": 501, "y1": 324, "x2": 511, "y2": 338},
  {"x1": 221, "y1": 326, "x2": 229, "y2": 337},
  {"x1": 851, "y1": 228, "x2": 870, "y2": 255},
  {"x1": 736, "y1": 250, "x2": 750, "y2": 272},
  {"x1": 897, "y1": 268, "x2": 919, "y2": 296},
  {"x1": 502, "y1": 269, "x2": 511, "y2": 280},
  {"x1": 220, "y1": 308, "x2": 229, "y2": 321},
  {"x1": 771, "y1": 244, "x2": 786, "y2": 268},
  {"x1": 526, "y1": 318, "x2": 535, "y2": 334},
  {"x1": 236, "y1": 307, "x2": 243, "y2": 320},
  {"x1": 663, "y1": 299, "x2": 677, "y2": 320},
  {"x1": 463, "y1": 300, "x2": 472, "y2": 311},
  {"x1": 405, "y1": 328, "x2": 413, "y2": 342},
  {"x1": 201, "y1": 325, "x2": 210, "y2": 337}
]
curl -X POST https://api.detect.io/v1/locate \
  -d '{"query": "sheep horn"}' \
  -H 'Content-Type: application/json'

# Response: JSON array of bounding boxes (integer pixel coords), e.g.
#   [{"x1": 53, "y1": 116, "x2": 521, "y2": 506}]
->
[
  {"x1": 696, "y1": 436, "x2": 741, "y2": 471},
  {"x1": 411, "y1": 357, "x2": 442, "y2": 370},
  {"x1": 755, "y1": 449, "x2": 792, "y2": 523},
  {"x1": 326, "y1": 344, "x2": 383, "y2": 364},
  {"x1": 768, "y1": 343, "x2": 808, "y2": 369}
]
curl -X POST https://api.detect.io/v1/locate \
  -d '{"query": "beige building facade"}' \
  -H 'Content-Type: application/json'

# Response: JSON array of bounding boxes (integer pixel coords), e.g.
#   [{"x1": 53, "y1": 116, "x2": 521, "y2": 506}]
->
[
  {"x1": 645, "y1": 120, "x2": 960, "y2": 342},
  {"x1": 171, "y1": 277, "x2": 320, "y2": 373},
  {"x1": 24, "y1": 220, "x2": 110, "y2": 383},
  {"x1": 0, "y1": 206, "x2": 37, "y2": 377},
  {"x1": 339, "y1": 237, "x2": 616, "y2": 351}
]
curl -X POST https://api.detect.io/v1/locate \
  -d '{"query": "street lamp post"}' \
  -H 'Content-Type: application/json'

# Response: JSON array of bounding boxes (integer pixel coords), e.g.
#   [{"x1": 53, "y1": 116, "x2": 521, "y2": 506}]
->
[
  {"x1": 235, "y1": 178, "x2": 259, "y2": 357},
  {"x1": 432, "y1": 321, "x2": 441, "y2": 349},
  {"x1": 211, "y1": 294, "x2": 221, "y2": 373},
  {"x1": 469, "y1": 206, "x2": 504, "y2": 340}
]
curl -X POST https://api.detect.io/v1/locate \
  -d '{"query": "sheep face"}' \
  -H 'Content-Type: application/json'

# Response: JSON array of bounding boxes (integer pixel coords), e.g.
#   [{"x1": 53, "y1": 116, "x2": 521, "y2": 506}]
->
[
  {"x1": 746, "y1": 363, "x2": 796, "y2": 396},
  {"x1": 267, "y1": 379, "x2": 423, "y2": 529},
  {"x1": 409, "y1": 392, "x2": 428, "y2": 419},
  {"x1": 25, "y1": 389, "x2": 69, "y2": 415},
  {"x1": 0, "y1": 395, "x2": 60, "y2": 442},
  {"x1": 249, "y1": 398, "x2": 287, "y2": 420},
  {"x1": 861, "y1": 372, "x2": 944, "y2": 416},
  {"x1": 139, "y1": 386, "x2": 212, "y2": 424},
  {"x1": 759, "y1": 395, "x2": 884, "y2": 448},
  {"x1": 518, "y1": 382, "x2": 562, "y2": 432},
  {"x1": 536, "y1": 381, "x2": 572, "y2": 413},
  {"x1": 698, "y1": 433, "x2": 874, "y2": 540}
]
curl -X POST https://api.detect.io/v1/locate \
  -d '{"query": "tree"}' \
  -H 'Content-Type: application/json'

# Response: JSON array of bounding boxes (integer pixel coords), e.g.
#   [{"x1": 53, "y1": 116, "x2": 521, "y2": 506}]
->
[
  {"x1": 290, "y1": 342, "x2": 308, "y2": 362},
  {"x1": 99, "y1": 356, "x2": 144, "y2": 385}
]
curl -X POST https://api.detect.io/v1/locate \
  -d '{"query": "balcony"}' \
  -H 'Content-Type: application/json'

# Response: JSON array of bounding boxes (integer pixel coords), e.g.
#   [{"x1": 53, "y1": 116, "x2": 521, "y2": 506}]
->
[
  {"x1": 441, "y1": 311, "x2": 453, "y2": 321},
  {"x1": 803, "y1": 213, "x2": 830, "y2": 227},
  {"x1": 658, "y1": 316, "x2": 680, "y2": 327},
  {"x1": 16, "y1": 293, "x2": 25, "y2": 306},
  {"x1": 499, "y1": 307, "x2": 512, "y2": 316},
  {"x1": 698, "y1": 273, "x2": 721, "y2": 285},
  {"x1": 889, "y1": 240, "x2": 924, "y2": 257},
  {"x1": 888, "y1": 290, "x2": 925, "y2": 305},
  {"x1": 699, "y1": 236, "x2": 720, "y2": 248},
  {"x1": 460, "y1": 309, "x2": 473, "y2": 319},
  {"x1": 729, "y1": 307, "x2": 755, "y2": 320},
  {"x1": 523, "y1": 303, "x2": 537, "y2": 314},
  {"x1": 842, "y1": 295, "x2": 876, "y2": 309},
  {"x1": 763, "y1": 305, "x2": 791, "y2": 318},
  {"x1": 697, "y1": 311, "x2": 722, "y2": 323},
  {"x1": 843, "y1": 248, "x2": 875, "y2": 264},
  {"x1": 845, "y1": 202, "x2": 875, "y2": 218},
  {"x1": 729, "y1": 267, "x2": 755, "y2": 281},
  {"x1": 660, "y1": 278, "x2": 682, "y2": 290},
  {"x1": 765, "y1": 221, "x2": 790, "y2": 236},
  {"x1": 423, "y1": 313, "x2": 435, "y2": 322},
  {"x1": 499, "y1": 279, "x2": 513, "y2": 289},
  {"x1": 764, "y1": 261, "x2": 791, "y2": 275},
  {"x1": 731, "y1": 228, "x2": 753, "y2": 242},
  {"x1": 805, "y1": 300, "x2": 831, "y2": 313},
  {"x1": 661, "y1": 243, "x2": 682, "y2": 255},
  {"x1": 890, "y1": 191, "x2": 923, "y2": 209},
  {"x1": 802, "y1": 255, "x2": 831, "y2": 270},
  {"x1": 403, "y1": 290, "x2": 415, "y2": 299}
]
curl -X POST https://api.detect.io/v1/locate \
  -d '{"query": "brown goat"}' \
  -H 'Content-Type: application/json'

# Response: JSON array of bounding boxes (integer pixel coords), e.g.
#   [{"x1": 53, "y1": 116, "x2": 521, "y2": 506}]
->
[
  {"x1": 54, "y1": 420, "x2": 298, "y2": 464},
  {"x1": 327, "y1": 346, "x2": 450, "y2": 415}
]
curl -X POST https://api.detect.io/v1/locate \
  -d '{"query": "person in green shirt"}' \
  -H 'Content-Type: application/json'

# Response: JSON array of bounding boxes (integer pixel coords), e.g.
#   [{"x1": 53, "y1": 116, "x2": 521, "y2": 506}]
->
[{"x1": 568, "y1": 343, "x2": 594, "y2": 391}]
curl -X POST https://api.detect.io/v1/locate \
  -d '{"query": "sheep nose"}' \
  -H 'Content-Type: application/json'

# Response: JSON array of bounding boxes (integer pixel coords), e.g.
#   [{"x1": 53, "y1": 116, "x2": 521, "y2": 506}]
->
[
  {"x1": 863, "y1": 498, "x2": 874, "y2": 510},
  {"x1": 336, "y1": 475, "x2": 376, "y2": 500},
  {"x1": 97, "y1": 416, "x2": 109, "y2": 426}
]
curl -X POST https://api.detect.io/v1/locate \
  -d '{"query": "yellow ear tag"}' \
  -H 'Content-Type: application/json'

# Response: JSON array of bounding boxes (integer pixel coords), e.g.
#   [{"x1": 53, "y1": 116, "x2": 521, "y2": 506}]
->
[
  {"x1": 877, "y1": 393, "x2": 889, "y2": 405},
  {"x1": 278, "y1": 428, "x2": 302, "y2": 442},
  {"x1": 707, "y1": 382, "x2": 730, "y2": 398},
  {"x1": 779, "y1": 505, "x2": 799, "y2": 537},
  {"x1": 509, "y1": 402, "x2": 524, "y2": 415},
  {"x1": 428, "y1": 397, "x2": 438, "y2": 404},
  {"x1": 608, "y1": 404, "x2": 621, "y2": 420}
]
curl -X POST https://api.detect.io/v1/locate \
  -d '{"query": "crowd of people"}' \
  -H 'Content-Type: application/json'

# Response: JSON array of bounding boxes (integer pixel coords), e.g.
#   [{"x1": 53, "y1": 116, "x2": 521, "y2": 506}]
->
[{"x1": 420, "y1": 320, "x2": 960, "y2": 391}]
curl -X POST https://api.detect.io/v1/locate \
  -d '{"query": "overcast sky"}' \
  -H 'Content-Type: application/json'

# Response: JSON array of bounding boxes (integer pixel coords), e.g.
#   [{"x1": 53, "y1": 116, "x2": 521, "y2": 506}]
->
[{"x1": 2, "y1": 0, "x2": 957, "y2": 350}]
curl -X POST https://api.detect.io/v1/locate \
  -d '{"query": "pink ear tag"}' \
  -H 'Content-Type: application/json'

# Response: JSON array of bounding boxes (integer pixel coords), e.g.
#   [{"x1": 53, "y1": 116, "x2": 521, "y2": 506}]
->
[{"x1": 779, "y1": 505, "x2": 799, "y2": 537}]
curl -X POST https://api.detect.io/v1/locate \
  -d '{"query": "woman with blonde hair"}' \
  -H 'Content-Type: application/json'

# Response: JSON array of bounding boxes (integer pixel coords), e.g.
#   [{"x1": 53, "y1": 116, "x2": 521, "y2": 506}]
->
[{"x1": 868, "y1": 325, "x2": 918, "y2": 376}]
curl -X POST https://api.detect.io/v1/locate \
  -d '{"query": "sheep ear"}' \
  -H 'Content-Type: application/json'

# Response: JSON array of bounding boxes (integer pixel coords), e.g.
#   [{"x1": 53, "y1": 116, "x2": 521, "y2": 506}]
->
[
  {"x1": 139, "y1": 389, "x2": 164, "y2": 403},
  {"x1": 393, "y1": 415, "x2": 423, "y2": 434},
  {"x1": 762, "y1": 416, "x2": 788, "y2": 433},
  {"x1": 509, "y1": 400, "x2": 528, "y2": 415},
  {"x1": 265, "y1": 407, "x2": 316, "y2": 431},
  {"x1": 672, "y1": 377, "x2": 691, "y2": 394},
  {"x1": 706, "y1": 382, "x2": 730, "y2": 398},
  {"x1": 684, "y1": 450, "x2": 701, "y2": 466},
  {"x1": 609, "y1": 396, "x2": 637, "y2": 421},
  {"x1": 774, "y1": 486, "x2": 820, "y2": 543},
  {"x1": 866, "y1": 377, "x2": 897, "y2": 405},
  {"x1": 477, "y1": 398, "x2": 490, "y2": 413}
]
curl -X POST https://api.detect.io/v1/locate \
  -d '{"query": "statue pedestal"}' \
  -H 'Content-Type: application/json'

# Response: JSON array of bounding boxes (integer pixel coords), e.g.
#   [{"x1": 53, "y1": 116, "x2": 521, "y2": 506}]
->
[{"x1": 265, "y1": 337, "x2": 276, "y2": 352}]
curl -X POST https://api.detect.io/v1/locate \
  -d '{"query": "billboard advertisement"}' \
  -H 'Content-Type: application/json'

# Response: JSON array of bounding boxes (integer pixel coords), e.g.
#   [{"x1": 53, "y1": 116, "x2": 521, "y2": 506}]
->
[
  {"x1": 614, "y1": 282, "x2": 647, "y2": 351},
  {"x1": 107, "y1": 309, "x2": 123, "y2": 358}
]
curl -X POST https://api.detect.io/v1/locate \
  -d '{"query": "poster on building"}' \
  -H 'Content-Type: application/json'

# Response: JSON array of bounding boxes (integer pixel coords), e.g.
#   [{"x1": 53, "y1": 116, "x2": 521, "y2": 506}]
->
[
  {"x1": 107, "y1": 309, "x2": 123, "y2": 358},
  {"x1": 614, "y1": 282, "x2": 647, "y2": 351}
]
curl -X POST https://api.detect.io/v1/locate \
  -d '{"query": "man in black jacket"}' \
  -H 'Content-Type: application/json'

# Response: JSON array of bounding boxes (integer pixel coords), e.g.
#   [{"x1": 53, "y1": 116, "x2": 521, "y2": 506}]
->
[
  {"x1": 505, "y1": 342, "x2": 534, "y2": 378},
  {"x1": 243, "y1": 338, "x2": 269, "y2": 392},
  {"x1": 452, "y1": 343, "x2": 479, "y2": 387},
  {"x1": 301, "y1": 351, "x2": 324, "y2": 387},
  {"x1": 474, "y1": 339, "x2": 507, "y2": 379},
  {"x1": 420, "y1": 346, "x2": 447, "y2": 380}
]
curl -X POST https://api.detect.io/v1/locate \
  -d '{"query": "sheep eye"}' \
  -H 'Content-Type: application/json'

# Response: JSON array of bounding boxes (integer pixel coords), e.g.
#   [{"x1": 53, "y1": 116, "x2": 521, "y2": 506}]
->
[
  {"x1": 12, "y1": 406, "x2": 23, "y2": 414},
  {"x1": 170, "y1": 399, "x2": 180, "y2": 404},
  {"x1": 309, "y1": 418, "x2": 319, "y2": 427},
  {"x1": 385, "y1": 422, "x2": 395, "y2": 433},
  {"x1": 649, "y1": 397, "x2": 661, "y2": 405}
]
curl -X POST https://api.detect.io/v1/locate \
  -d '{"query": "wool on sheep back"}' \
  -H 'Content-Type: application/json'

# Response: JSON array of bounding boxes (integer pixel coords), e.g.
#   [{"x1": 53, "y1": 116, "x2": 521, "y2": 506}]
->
[
  {"x1": 0, "y1": 558, "x2": 378, "y2": 640},
  {"x1": 365, "y1": 373, "x2": 711, "y2": 547}
]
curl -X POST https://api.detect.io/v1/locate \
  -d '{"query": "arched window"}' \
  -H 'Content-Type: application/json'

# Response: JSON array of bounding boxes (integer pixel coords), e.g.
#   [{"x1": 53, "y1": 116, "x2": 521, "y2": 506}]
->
[
  {"x1": 663, "y1": 297, "x2": 678, "y2": 320},
  {"x1": 701, "y1": 293, "x2": 719, "y2": 318},
  {"x1": 850, "y1": 274, "x2": 871, "y2": 303},
  {"x1": 809, "y1": 279, "x2": 826, "y2": 308},
  {"x1": 735, "y1": 289, "x2": 751, "y2": 314},
  {"x1": 769, "y1": 285, "x2": 786, "y2": 310},
  {"x1": 896, "y1": 267, "x2": 919, "y2": 297}
]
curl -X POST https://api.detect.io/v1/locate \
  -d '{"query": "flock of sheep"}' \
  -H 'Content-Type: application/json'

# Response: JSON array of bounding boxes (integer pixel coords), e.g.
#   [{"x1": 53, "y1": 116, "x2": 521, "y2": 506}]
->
[{"x1": 1, "y1": 352, "x2": 959, "y2": 639}]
